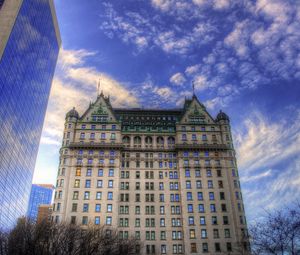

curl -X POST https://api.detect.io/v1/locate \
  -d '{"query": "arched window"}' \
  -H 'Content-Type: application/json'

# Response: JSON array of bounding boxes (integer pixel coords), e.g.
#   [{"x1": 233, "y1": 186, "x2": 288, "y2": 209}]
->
[
  {"x1": 145, "y1": 136, "x2": 153, "y2": 144},
  {"x1": 122, "y1": 136, "x2": 130, "y2": 144},
  {"x1": 134, "y1": 136, "x2": 141, "y2": 144},
  {"x1": 157, "y1": 136, "x2": 164, "y2": 145},
  {"x1": 167, "y1": 136, "x2": 175, "y2": 145}
]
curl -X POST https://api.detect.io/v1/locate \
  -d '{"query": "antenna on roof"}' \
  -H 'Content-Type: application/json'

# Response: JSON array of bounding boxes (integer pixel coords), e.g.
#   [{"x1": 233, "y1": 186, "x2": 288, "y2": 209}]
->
[
  {"x1": 192, "y1": 80, "x2": 195, "y2": 97},
  {"x1": 97, "y1": 76, "x2": 101, "y2": 97}
]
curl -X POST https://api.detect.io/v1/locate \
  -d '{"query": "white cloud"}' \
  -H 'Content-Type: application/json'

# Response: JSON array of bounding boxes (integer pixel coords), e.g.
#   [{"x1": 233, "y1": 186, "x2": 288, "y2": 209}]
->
[
  {"x1": 170, "y1": 72, "x2": 186, "y2": 86},
  {"x1": 185, "y1": 64, "x2": 200, "y2": 75},
  {"x1": 151, "y1": 0, "x2": 172, "y2": 11},
  {"x1": 213, "y1": 0, "x2": 230, "y2": 10},
  {"x1": 224, "y1": 21, "x2": 249, "y2": 58},
  {"x1": 234, "y1": 111, "x2": 300, "y2": 174},
  {"x1": 240, "y1": 169, "x2": 272, "y2": 183},
  {"x1": 153, "y1": 87, "x2": 174, "y2": 98},
  {"x1": 58, "y1": 48, "x2": 96, "y2": 67},
  {"x1": 193, "y1": 74, "x2": 209, "y2": 91}
]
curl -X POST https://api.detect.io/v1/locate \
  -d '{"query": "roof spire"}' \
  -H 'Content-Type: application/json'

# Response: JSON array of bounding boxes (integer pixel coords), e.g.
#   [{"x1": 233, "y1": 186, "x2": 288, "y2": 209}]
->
[
  {"x1": 97, "y1": 76, "x2": 101, "y2": 97},
  {"x1": 192, "y1": 80, "x2": 195, "y2": 97}
]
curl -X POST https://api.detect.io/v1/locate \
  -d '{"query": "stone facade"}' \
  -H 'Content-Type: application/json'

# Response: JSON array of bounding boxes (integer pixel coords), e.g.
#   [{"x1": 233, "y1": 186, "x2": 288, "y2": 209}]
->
[{"x1": 52, "y1": 93, "x2": 249, "y2": 254}]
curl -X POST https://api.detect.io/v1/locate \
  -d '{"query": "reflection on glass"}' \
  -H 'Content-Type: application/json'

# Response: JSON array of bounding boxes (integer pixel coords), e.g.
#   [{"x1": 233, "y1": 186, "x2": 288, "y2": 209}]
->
[{"x1": 0, "y1": 0, "x2": 59, "y2": 229}]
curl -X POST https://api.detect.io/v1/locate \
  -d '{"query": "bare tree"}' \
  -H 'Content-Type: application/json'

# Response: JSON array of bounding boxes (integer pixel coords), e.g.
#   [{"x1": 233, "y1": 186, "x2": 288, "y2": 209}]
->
[
  {"x1": 250, "y1": 205, "x2": 300, "y2": 255},
  {"x1": 0, "y1": 217, "x2": 140, "y2": 255}
]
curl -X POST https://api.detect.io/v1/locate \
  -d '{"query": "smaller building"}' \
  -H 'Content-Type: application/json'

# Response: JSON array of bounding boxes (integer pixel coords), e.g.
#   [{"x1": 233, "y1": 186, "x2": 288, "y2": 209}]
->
[
  {"x1": 37, "y1": 204, "x2": 53, "y2": 224},
  {"x1": 27, "y1": 184, "x2": 54, "y2": 220}
]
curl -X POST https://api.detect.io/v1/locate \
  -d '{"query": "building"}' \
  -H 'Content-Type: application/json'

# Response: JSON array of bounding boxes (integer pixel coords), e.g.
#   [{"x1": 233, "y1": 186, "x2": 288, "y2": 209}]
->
[
  {"x1": 37, "y1": 204, "x2": 53, "y2": 224},
  {"x1": 53, "y1": 92, "x2": 249, "y2": 254},
  {"x1": 0, "y1": 0, "x2": 61, "y2": 229},
  {"x1": 27, "y1": 184, "x2": 54, "y2": 220}
]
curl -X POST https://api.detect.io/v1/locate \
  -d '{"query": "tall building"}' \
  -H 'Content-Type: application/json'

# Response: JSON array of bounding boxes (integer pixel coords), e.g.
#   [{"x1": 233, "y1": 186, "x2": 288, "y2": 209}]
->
[
  {"x1": 27, "y1": 184, "x2": 54, "y2": 220},
  {"x1": 53, "y1": 92, "x2": 249, "y2": 254},
  {"x1": 0, "y1": 0, "x2": 61, "y2": 229}
]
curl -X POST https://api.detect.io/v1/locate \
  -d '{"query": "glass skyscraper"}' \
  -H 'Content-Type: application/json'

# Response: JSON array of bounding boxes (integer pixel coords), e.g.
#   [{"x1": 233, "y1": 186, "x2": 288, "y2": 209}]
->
[
  {"x1": 0, "y1": 0, "x2": 61, "y2": 229},
  {"x1": 27, "y1": 184, "x2": 54, "y2": 220}
]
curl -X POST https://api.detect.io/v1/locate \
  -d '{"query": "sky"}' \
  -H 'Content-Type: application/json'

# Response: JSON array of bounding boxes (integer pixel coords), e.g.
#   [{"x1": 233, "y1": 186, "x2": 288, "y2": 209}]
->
[{"x1": 33, "y1": 0, "x2": 300, "y2": 222}]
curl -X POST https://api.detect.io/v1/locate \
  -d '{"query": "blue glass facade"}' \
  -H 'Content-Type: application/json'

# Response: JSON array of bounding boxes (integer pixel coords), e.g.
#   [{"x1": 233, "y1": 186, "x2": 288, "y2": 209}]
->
[
  {"x1": 27, "y1": 184, "x2": 53, "y2": 220},
  {"x1": 0, "y1": 0, "x2": 60, "y2": 229}
]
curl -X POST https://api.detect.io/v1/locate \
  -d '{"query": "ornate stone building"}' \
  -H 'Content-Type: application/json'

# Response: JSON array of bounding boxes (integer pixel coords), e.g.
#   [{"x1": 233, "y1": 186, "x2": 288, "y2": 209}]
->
[{"x1": 53, "y1": 92, "x2": 249, "y2": 254}]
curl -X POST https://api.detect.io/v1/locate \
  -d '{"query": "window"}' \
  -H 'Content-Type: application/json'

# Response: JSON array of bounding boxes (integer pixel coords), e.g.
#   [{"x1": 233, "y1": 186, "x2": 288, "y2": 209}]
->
[
  {"x1": 195, "y1": 169, "x2": 201, "y2": 177},
  {"x1": 186, "y1": 181, "x2": 192, "y2": 189},
  {"x1": 107, "y1": 192, "x2": 113, "y2": 200},
  {"x1": 82, "y1": 216, "x2": 88, "y2": 225},
  {"x1": 80, "y1": 133, "x2": 85, "y2": 139},
  {"x1": 107, "y1": 204, "x2": 112, "y2": 212},
  {"x1": 210, "y1": 204, "x2": 216, "y2": 212},
  {"x1": 160, "y1": 194, "x2": 164, "y2": 202},
  {"x1": 202, "y1": 243, "x2": 208, "y2": 253},
  {"x1": 198, "y1": 192, "x2": 203, "y2": 201},
  {"x1": 94, "y1": 216, "x2": 100, "y2": 225},
  {"x1": 135, "y1": 218, "x2": 140, "y2": 227},
  {"x1": 189, "y1": 216, "x2": 194, "y2": 225},
  {"x1": 95, "y1": 204, "x2": 101, "y2": 212},
  {"x1": 106, "y1": 216, "x2": 112, "y2": 225},
  {"x1": 213, "y1": 229, "x2": 219, "y2": 238},
  {"x1": 212, "y1": 216, "x2": 218, "y2": 225},
  {"x1": 201, "y1": 229, "x2": 207, "y2": 239},
  {"x1": 97, "y1": 180, "x2": 103, "y2": 188},
  {"x1": 160, "y1": 206, "x2": 165, "y2": 214},
  {"x1": 209, "y1": 192, "x2": 215, "y2": 200},
  {"x1": 196, "y1": 180, "x2": 202, "y2": 189},
  {"x1": 200, "y1": 216, "x2": 206, "y2": 225},
  {"x1": 98, "y1": 169, "x2": 103, "y2": 177},
  {"x1": 208, "y1": 180, "x2": 213, "y2": 188},
  {"x1": 192, "y1": 134, "x2": 197, "y2": 140},
  {"x1": 96, "y1": 192, "x2": 102, "y2": 200},
  {"x1": 161, "y1": 245, "x2": 167, "y2": 255},
  {"x1": 227, "y1": 243, "x2": 232, "y2": 252},
  {"x1": 161, "y1": 231, "x2": 166, "y2": 240},
  {"x1": 74, "y1": 179, "x2": 80, "y2": 188},
  {"x1": 101, "y1": 133, "x2": 106, "y2": 139},
  {"x1": 191, "y1": 243, "x2": 197, "y2": 253},
  {"x1": 185, "y1": 169, "x2": 190, "y2": 177},
  {"x1": 198, "y1": 204, "x2": 205, "y2": 213},
  {"x1": 223, "y1": 216, "x2": 229, "y2": 225},
  {"x1": 83, "y1": 203, "x2": 89, "y2": 212},
  {"x1": 206, "y1": 169, "x2": 212, "y2": 177},
  {"x1": 136, "y1": 194, "x2": 140, "y2": 202},
  {"x1": 160, "y1": 218, "x2": 165, "y2": 227},
  {"x1": 111, "y1": 133, "x2": 116, "y2": 140},
  {"x1": 73, "y1": 191, "x2": 79, "y2": 200},
  {"x1": 188, "y1": 204, "x2": 193, "y2": 213},
  {"x1": 202, "y1": 134, "x2": 207, "y2": 141},
  {"x1": 85, "y1": 180, "x2": 91, "y2": 188},
  {"x1": 215, "y1": 243, "x2": 221, "y2": 252},
  {"x1": 112, "y1": 124, "x2": 116, "y2": 130},
  {"x1": 70, "y1": 216, "x2": 76, "y2": 224},
  {"x1": 108, "y1": 180, "x2": 113, "y2": 188},
  {"x1": 109, "y1": 169, "x2": 114, "y2": 177},
  {"x1": 225, "y1": 229, "x2": 231, "y2": 238},
  {"x1": 182, "y1": 134, "x2": 187, "y2": 141},
  {"x1": 86, "y1": 168, "x2": 92, "y2": 176},
  {"x1": 190, "y1": 229, "x2": 196, "y2": 239},
  {"x1": 75, "y1": 168, "x2": 81, "y2": 176},
  {"x1": 221, "y1": 204, "x2": 227, "y2": 212},
  {"x1": 84, "y1": 191, "x2": 90, "y2": 200},
  {"x1": 72, "y1": 203, "x2": 77, "y2": 212},
  {"x1": 187, "y1": 192, "x2": 193, "y2": 201}
]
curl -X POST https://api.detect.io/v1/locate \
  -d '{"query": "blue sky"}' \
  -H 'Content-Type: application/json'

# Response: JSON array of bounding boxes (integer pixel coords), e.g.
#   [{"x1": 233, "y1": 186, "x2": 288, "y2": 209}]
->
[{"x1": 33, "y1": 0, "x2": 300, "y2": 221}]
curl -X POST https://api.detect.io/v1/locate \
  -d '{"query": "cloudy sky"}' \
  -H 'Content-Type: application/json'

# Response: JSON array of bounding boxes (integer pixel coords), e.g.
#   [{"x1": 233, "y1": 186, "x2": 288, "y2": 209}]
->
[{"x1": 33, "y1": 0, "x2": 300, "y2": 221}]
